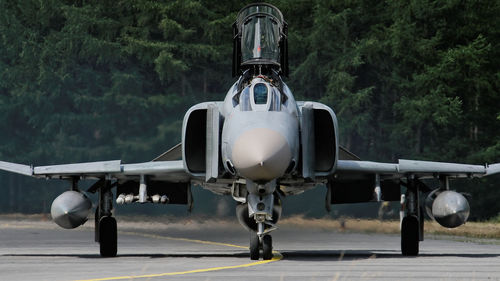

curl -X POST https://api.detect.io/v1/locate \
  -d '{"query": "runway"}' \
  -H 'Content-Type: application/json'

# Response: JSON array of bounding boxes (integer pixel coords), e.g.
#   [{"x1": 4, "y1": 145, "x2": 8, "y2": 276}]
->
[{"x1": 1, "y1": 217, "x2": 500, "y2": 281}]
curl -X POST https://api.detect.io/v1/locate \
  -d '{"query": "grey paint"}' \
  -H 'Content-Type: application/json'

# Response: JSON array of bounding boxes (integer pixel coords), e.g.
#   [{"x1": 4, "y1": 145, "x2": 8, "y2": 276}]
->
[
  {"x1": 337, "y1": 160, "x2": 399, "y2": 174},
  {"x1": 432, "y1": 191, "x2": 470, "y2": 228},
  {"x1": 487, "y1": 163, "x2": 500, "y2": 175},
  {"x1": 34, "y1": 160, "x2": 122, "y2": 175},
  {"x1": 121, "y1": 161, "x2": 185, "y2": 175},
  {"x1": 50, "y1": 191, "x2": 92, "y2": 229},
  {"x1": 398, "y1": 159, "x2": 486, "y2": 175},
  {"x1": 0, "y1": 161, "x2": 32, "y2": 176},
  {"x1": 231, "y1": 127, "x2": 292, "y2": 181},
  {"x1": 152, "y1": 143, "x2": 182, "y2": 161},
  {"x1": 337, "y1": 159, "x2": 492, "y2": 178},
  {"x1": 205, "y1": 103, "x2": 220, "y2": 182},
  {"x1": 299, "y1": 101, "x2": 340, "y2": 177},
  {"x1": 300, "y1": 104, "x2": 315, "y2": 180}
]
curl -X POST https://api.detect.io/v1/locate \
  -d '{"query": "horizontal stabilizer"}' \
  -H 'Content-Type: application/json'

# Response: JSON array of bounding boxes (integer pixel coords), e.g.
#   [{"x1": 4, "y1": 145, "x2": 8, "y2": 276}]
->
[
  {"x1": 152, "y1": 143, "x2": 182, "y2": 161},
  {"x1": 339, "y1": 146, "x2": 361, "y2": 161}
]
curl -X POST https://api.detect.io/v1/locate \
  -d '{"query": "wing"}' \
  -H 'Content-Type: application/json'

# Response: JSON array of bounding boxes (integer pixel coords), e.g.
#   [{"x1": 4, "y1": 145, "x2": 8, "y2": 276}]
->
[
  {"x1": 329, "y1": 159, "x2": 500, "y2": 204},
  {"x1": 0, "y1": 159, "x2": 190, "y2": 182},
  {"x1": 0, "y1": 157, "x2": 193, "y2": 207},
  {"x1": 336, "y1": 159, "x2": 500, "y2": 178}
]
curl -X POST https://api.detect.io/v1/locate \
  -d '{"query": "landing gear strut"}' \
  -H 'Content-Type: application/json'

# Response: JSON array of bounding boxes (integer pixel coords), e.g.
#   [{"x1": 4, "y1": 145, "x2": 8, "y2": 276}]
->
[
  {"x1": 401, "y1": 177, "x2": 422, "y2": 256},
  {"x1": 249, "y1": 232, "x2": 273, "y2": 260},
  {"x1": 95, "y1": 179, "x2": 117, "y2": 257},
  {"x1": 240, "y1": 181, "x2": 280, "y2": 260}
]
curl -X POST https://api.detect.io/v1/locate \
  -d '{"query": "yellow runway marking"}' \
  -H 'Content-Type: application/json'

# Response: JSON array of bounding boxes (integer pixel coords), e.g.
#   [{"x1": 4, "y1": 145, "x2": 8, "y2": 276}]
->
[
  {"x1": 1, "y1": 222, "x2": 283, "y2": 280},
  {"x1": 74, "y1": 254, "x2": 282, "y2": 281},
  {"x1": 74, "y1": 230, "x2": 283, "y2": 281}
]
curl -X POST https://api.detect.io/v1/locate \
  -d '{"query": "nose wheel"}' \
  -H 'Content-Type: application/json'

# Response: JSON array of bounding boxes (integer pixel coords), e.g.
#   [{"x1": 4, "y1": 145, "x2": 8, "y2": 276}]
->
[
  {"x1": 249, "y1": 232, "x2": 273, "y2": 260},
  {"x1": 262, "y1": 235, "x2": 273, "y2": 260}
]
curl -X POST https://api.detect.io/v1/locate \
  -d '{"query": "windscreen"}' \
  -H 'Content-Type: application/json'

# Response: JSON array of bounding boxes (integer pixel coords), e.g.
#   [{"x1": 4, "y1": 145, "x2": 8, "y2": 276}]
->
[{"x1": 253, "y1": 83, "x2": 268, "y2": 104}]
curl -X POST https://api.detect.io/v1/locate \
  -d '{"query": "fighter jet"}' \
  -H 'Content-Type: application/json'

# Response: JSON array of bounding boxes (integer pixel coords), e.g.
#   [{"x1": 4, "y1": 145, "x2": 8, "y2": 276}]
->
[{"x1": 1, "y1": 3, "x2": 499, "y2": 260}]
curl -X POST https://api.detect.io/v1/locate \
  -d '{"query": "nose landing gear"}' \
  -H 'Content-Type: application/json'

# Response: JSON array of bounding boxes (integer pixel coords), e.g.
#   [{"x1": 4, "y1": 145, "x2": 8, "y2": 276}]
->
[
  {"x1": 236, "y1": 181, "x2": 280, "y2": 260},
  {"x1": 250, "y1": 232, "x2": 273, "y2": 260},
  {"x1": 248, "y1": 190, "x2": 276, "y2": 260}
]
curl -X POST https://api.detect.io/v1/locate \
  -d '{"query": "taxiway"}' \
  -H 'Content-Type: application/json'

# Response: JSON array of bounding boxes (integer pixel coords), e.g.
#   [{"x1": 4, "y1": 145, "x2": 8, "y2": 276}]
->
[{"x1": 1, "y1": 218, "x2": 499, "y2": 281}]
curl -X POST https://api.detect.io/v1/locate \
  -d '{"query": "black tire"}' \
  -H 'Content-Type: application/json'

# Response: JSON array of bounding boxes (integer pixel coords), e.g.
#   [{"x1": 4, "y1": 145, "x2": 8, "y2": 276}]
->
[
  {"x1": 419, "y1": 207, "x2": 424, "y2": 242},
  {"x1": 401, "y1": 215, "x2": 419, "y2": 256},
  {"x1": 99, "y1": 216, "x2": 117, "y2": 257},
  {"x1": 262, "y1": 235, "x2": 273, "y2": 260},
  {"x1": 94, "y1": 207, "x2": 100, "y2": 242},
  {"x1": 249, "y1": 232, "x2": 260, "y2": 260}
]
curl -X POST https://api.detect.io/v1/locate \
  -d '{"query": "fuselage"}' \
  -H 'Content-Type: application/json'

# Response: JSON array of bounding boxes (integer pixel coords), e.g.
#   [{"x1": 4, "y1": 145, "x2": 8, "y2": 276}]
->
[{"x1": 221, "y1": 74, "x2": 300, "y2": 184}]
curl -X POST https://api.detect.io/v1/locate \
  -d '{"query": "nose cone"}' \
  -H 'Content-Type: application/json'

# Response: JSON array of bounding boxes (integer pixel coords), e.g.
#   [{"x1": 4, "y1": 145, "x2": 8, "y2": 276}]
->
[{"x1": 232, "y1": 128, "x2": 292, "y2": 181}]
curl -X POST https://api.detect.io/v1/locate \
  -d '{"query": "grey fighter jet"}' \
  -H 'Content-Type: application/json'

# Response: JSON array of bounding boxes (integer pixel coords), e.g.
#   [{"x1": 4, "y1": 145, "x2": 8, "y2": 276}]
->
[{"x1": 1, "y1": 3, "x2": 499, "y2": 260}]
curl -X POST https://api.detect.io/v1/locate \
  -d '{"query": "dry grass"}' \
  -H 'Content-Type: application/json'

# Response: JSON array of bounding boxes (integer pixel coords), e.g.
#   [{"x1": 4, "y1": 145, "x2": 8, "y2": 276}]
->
[
  {"x1": 2, "y1": 213, "x2": 500, "y2": 239},
  {"x1": 280, "y1": 216, "x2": 500, "y2": 239}
]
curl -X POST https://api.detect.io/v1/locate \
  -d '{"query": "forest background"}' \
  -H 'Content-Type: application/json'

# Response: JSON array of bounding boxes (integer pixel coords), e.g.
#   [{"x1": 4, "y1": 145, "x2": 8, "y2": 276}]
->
[{"x1": 0, "y1": 0, "x2": 499, "y2": 220}]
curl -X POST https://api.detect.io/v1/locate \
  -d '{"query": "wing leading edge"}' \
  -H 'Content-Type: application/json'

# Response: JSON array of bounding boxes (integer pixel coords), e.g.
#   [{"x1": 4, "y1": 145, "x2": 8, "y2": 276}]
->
[
  {"x1": 336, "y1": 159, "x2": 497, "y2": 178},
  {"x1": 0, "y1": 159, "x2": 190, "y2": 182}
]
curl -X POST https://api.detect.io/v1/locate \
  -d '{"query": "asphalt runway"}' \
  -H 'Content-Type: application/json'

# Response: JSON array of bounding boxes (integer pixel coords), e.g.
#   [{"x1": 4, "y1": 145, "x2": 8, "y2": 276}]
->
[{"x1": 1, "y1": 218, "x2": 500, "y2": 281}]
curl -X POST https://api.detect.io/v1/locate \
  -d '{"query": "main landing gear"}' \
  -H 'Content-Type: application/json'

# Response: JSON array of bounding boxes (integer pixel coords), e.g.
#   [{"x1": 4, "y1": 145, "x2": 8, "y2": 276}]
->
[
  {"x1": 401, "y1": 177, "x2": 423, "y2": 256},
  {"x1": 95, "y1": 180, "x2": 117, "y2": 257}
]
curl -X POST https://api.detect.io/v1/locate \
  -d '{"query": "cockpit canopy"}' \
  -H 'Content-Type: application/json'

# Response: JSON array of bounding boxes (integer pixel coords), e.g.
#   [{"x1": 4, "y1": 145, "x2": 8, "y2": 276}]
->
[
  {"x1": 232, "y1": 3, "x2": 288, "y2": 77},
  {"x1": 240, "y1": 8, "x2": 281, "y2": 64}
]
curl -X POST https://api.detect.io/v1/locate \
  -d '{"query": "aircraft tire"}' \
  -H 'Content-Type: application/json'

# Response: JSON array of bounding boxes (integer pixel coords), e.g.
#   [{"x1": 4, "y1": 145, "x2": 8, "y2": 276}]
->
[
  {"x1": 94, "y1": 207, "x2": 100, "y2": 242},
  {"x1": 249, "y1": 232, "x2": 260, "y2": 260},
  {"x1": 262, "y1": 235, "x2": 273, "y2": 260},
  {"x1": 419, "y1": 206, "x2": 424, "y2": 241},
  {"x1": 401, "y1": 215, "x2": 419, "y2": 256},
  {"x1": 99, "y1": 216, "x2": 117, "y2": 257}
]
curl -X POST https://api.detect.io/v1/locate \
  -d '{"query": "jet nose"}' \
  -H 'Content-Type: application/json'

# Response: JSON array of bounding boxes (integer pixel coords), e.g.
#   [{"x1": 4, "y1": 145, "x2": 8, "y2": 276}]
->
[{"x1": 232, "y1": 128, "x2": 292, "y2": 181}]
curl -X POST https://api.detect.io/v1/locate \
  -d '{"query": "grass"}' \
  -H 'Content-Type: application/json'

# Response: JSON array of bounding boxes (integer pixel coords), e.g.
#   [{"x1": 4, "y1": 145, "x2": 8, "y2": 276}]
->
[
  {"x1": 280, "y1": 216, "x2": 500, "y2": 240},
  {"x1": 2, "y1": 213, "x2": 500, "y2": 240}
]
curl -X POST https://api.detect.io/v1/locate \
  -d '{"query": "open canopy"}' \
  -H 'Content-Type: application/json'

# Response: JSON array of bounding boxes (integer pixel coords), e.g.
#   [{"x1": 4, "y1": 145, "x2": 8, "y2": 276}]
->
[{"x1": 233, "y1": 3, "x2": 288, "y2": 76}]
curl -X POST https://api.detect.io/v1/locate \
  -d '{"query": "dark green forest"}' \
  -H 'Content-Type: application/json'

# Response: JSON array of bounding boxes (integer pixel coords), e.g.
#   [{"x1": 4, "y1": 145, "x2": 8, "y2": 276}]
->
[{"x1": 0, "y1": 0, "x2": 499, "y2": 219}]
